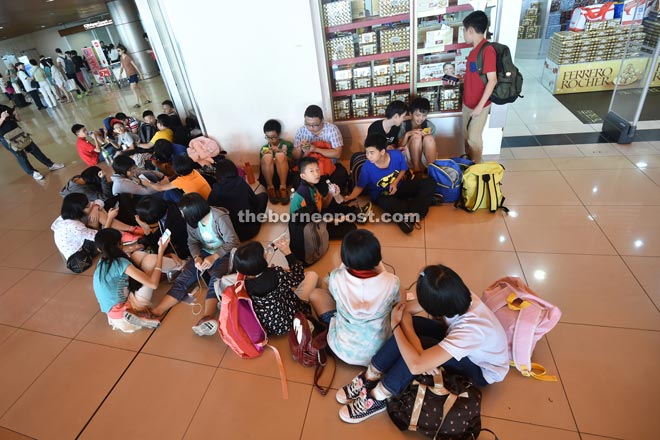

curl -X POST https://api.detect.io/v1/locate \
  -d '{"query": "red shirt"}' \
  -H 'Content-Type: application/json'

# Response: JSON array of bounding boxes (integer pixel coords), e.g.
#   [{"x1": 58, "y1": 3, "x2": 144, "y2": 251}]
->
[
  {"x1": 463, "y1": 39, "x2": 496, "y2": 109},
  {"x1": 76, "y1": 137, "x2": 99, "y2": 166}
]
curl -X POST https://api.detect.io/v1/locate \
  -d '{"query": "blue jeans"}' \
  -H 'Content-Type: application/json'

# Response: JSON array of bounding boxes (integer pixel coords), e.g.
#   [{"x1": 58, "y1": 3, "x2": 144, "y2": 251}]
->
[
  {"x1": 0, "y1": 135, "x2": 54, "y2": 175},
  {"x1": 372, "y1": 316, "x2": 488, "y2": 396},
  {"x1": 167, "y1": 250, "x2": 229, "y2": 301}
]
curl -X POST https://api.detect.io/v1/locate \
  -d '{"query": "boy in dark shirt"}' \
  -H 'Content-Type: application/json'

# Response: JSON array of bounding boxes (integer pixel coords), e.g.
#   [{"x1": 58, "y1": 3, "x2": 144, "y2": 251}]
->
[{"x1": 366, "y1": 100, "x2": 408, "y2": 149}]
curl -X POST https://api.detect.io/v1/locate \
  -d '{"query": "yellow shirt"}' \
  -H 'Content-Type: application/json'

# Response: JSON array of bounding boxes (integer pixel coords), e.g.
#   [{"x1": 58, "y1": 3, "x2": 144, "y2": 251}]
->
[
  {"x1": 171, "y1": 170, "x2": 211, "y2": 199},
  {"x1": 150, "y1": 128, "x2": 174, "y2": 144}
]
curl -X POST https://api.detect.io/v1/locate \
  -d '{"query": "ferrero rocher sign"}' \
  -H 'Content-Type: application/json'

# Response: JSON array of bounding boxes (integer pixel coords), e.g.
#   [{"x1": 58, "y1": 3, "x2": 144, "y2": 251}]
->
[{"x1": 542, "y1": 57, "x2": 653, "y2": 94}]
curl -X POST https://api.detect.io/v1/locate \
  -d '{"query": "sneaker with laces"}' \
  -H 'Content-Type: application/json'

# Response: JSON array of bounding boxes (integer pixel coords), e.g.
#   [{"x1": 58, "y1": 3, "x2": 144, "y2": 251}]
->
[
  {"x1": 124, "y1": 310, "x2": 160, "y2": 329},
  {"x1": 336, "y1": 371, "x2": 378, "y2": 404},
  {"x1": 192, "y1": 318, "x2": 218, "y2": 336},
  {"x1": 338, "y1": 387, "x2": 387, "y2": 424},
  {"x1": 397, "y1": 220, "x2": 414, "y2": 234},
  {"x1": 356, "y1": 202, "x2": 372, "y2": 224},
  {"x1": 32, "y1": 171, "x2": 44, "y2": 180},
  {"x1": 48, "y1": 163, "x2": 65, "y2": 171}
]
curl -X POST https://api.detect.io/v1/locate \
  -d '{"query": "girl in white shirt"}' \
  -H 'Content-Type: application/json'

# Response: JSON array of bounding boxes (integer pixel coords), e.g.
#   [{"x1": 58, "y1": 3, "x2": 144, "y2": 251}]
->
[{"x1": 336, "y1": 264, "x2": 509, "y2": 424}]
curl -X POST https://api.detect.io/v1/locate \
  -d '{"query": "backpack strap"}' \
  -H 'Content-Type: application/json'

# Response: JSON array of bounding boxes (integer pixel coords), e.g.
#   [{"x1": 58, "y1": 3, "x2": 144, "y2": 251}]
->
[
  {"x1": 471, "y1": 175, "x2": 488, "y2": 212},
  {"x1": 266, "y1": 344, "x2": 290, "y2": 398},
  {"x1": 312, "y1": 349, "x2": 336, "y2": 396},
  {"x1": 476, "y1": 41, "x2": 492, "y2": 86},
  {"x1": 507, "y1": 294, "x2": 558, "y2": 382}
]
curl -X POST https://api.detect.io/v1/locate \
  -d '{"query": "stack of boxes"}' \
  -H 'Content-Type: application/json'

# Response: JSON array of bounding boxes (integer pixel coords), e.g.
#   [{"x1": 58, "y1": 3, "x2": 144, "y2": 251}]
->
[
  {"x1": 323, "y1": 0, "x2": 352, "y2": 27},
  {"x1": 373, "y1": 93, "x2": 391, "y2": 116},
  {"x1": 373, "y1": 61, "x2": 392, "y2": 86},
  {"x1": 353, "y1": 65, "x2": 372, "y2": 88},
  {"x1": 642, "y1": 9, "x2": 660, "y2": 52},
  {"x1": 333, "y1": 99, "x2": 352, "y2": 120},
  {"x1": 392, "y1": 59, "x2": 410, "y2": 84},
  {"x1": 418, "y1": 89, "x2": 438, "y2": 112},
  {"x1": 334, "y1": 68, "x2": 353, "y2": 91},
  {"x1": 379, "y1": 0, "x2": 409, "y2": 17},
  {"x1": 379, "y1": 26, "x2": 410, "y2": 52},
  {"x1": 548, "y1": 22, "x2": 645, "y2": 64},
  {"x1": 327, "y1": 34, "x2": 355, "y2": 61},
  {"x1": 352, "y1": 95, "x2": 371, "y2": 118},
  {"x1": 358, "y1": 31, "x2": 378, "y2": 56},
  {"x1": 519, "y1": 3, "x2": 541, "y2": 39},
  {"x1": 438, "y1": 86, "x2": 461, "y2": 112}
]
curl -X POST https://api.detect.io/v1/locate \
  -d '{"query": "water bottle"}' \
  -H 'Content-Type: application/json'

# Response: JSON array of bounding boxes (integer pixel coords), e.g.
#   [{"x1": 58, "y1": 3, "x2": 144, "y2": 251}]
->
[{"x1": 326, "y1": 179, "x2": 344, "y2": 204}]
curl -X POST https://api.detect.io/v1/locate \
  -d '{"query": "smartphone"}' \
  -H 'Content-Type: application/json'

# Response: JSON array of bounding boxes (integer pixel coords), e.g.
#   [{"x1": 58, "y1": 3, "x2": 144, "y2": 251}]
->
[
  {"x1": 442, "y1": 74, "x2": 459, "y2": 83},
  {"x1": 114, "y1": 201, "x2": 119, "y2": 210},
  {"x1": 138, "y1": 174, "x2": 150, "y2": 181},
  {"x1": 159, "y1": 228, "x2": 171, "y2": 245}
]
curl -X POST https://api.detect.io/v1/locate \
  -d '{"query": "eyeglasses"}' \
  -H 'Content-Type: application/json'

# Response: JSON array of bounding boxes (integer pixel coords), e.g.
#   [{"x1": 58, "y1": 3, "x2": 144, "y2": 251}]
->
[{"x1": 265, "y1": 134, "x2": 279, "y2": 140}]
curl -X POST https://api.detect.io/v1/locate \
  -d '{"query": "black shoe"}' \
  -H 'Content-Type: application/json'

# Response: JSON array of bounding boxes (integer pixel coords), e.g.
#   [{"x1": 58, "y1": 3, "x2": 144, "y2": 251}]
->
[{"x1": 397, "y1": 221, "x2": 414, "y2": 234}]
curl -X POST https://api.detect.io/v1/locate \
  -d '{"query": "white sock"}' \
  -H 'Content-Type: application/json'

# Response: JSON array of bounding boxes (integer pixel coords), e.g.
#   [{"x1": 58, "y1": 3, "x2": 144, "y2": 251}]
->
[
  {"x1": 371, "y1": 383, "x2": 392, "y2": 401},
  {"x1": 365, "y1": 364, "x2": 383, "y2": 381}
]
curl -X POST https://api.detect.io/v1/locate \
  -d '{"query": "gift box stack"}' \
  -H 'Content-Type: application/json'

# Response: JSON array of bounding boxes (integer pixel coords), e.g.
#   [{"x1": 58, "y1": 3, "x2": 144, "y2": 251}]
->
[
  {"x1": 352, "y1": 95, "x2": 371, "y2": 118},
  {"x1": 392, "y1": 59, "x2": 410, "y2": 84},
  {"x1": 373, "y1": 93, "x2": 392, "y2": 117},
  {"x1": 323, "y1": 0, "x2": 352, "y2": 27},
  {"x1": 353, "y1": 65, "x2": 372, "y2": 89},
  {"x1": 642, "y1": 9, "x2": 660, "y2": 52},
  {"x1": 373, "y1": 61, "x2": 392, "y2": 87},
  {"x1": 548, "y1": 23, "x2": 645, "y2": 64},
  {"x1": 327, "y1": 34, "x2": 355, "y2": 60},
  {"x1": 392, "y1": 90, "x2": 410, "y2": 104},
  {"x1": 438, "y1": 85, "x2": 462, "y2": 112},
  {"x1": 333, "y1": 99, "x2": 352, "y2": 120},
  {"x1": 358, "y1": 31, "x2": 378, "y2": 56},
  {"x1": 379, "y1": 0, "x2": 409, "y2": 17},
  {"x1": 334, "y1": 68, "x2": 353, "y2": 91},
  {"x1": 418, "y1": 89, "x2": 438, "y2": 112},
  {"x1": 519, "y1": 3, "x2": 541, "y2": 39},
  {"x1": 379, "y1": 26, "x2": 410, "y2": 53}
]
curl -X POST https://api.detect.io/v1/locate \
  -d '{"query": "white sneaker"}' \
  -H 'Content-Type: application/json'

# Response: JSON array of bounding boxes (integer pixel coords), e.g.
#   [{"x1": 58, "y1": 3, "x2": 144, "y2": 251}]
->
[
  {"x1": 48, "y1": 163, "x2": 65, "y2": 171},
  {"x1": 32, "y1": 171, "x2": 44, "y2": 180},
  {"x1": 192, "y1": 319, "x2": 218, "y2": 336}
]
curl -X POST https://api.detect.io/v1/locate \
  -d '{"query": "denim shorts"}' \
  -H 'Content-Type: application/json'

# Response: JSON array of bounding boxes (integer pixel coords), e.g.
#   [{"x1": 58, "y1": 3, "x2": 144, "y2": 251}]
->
[
  {"x1": 319, "y1": 310, "x2": 336, "y2": 325},
  {"x1": 128, "y1": 74, "x2": 139, "y2": 84}
]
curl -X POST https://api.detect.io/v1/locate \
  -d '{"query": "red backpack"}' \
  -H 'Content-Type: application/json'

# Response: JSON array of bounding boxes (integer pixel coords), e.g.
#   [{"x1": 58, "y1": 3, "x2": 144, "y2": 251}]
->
[{"x1": 218, "y1": 274, "x2": 288, "y2": 397}]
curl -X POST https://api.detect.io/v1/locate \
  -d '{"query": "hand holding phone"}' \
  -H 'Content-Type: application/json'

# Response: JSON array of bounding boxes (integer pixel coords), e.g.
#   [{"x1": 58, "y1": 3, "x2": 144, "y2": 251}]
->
[{"x1": 159, "y1": 228, "x2": 171, "y2": 246}]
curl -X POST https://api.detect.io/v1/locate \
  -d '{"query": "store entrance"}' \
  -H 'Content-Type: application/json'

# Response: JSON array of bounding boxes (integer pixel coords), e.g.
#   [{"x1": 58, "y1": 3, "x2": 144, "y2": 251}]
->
[{"x1": 506, "y1": 0, "x2": 660, "y2": 144}]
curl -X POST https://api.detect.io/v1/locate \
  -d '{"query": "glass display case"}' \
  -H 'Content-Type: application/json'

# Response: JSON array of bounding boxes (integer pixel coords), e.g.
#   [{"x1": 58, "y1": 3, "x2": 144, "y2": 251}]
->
[{"x1": 319, "y1": 0, "x2": 499, "y2": 122}]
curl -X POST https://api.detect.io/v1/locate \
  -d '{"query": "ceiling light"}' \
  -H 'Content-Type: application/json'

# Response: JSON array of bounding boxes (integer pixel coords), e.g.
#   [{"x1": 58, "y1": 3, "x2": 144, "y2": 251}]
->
[
  {"x1": 40, "y1": 25, "x2": 46, "y2": 28},
  {"x1": 0, "y1": 26, "x2": 4, "y2": 30},
  {"x1": 46, "y1": 0, "x2": 55, "y2": 3}
]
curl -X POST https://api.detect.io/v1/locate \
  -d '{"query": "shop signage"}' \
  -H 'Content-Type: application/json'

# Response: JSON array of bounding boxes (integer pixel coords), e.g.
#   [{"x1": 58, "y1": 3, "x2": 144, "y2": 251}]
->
[
  {"x1": 83, "y1": 20, "x2": 113, "y2": 30},
  {"x1": 58, "y1": 19, "x2": 113, "y2": 37},
  {"x1": 542, "y1": 57, "x2": 651, "y2": 94}
]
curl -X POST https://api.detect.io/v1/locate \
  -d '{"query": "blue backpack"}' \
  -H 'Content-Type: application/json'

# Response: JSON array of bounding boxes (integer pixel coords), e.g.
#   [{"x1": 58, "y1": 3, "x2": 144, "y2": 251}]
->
[{"x1": 428, "y1": 159, "x2": 463, "y2": 203}]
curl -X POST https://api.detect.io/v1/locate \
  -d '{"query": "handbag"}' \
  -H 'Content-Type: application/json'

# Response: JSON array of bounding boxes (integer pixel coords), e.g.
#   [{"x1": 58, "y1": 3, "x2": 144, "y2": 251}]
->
[
  {"x1": 30, "y1": 79, "x2": 40, "y2": 89},
  {"x1": 4, "y1": 126, "x2": 33, "y2": 151},
  {"x1": 288, "y1": 311, "x2": 335, "y2": 395},
  {"x1": 66, "y1": 240, "x2": 98, "y2": 273}
]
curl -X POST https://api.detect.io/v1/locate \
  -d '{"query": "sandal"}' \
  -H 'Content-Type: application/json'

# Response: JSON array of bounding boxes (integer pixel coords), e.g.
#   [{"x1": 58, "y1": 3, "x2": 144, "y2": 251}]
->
[{"x1": 267, "y1": 187, "x2": 279, "y2": 205}]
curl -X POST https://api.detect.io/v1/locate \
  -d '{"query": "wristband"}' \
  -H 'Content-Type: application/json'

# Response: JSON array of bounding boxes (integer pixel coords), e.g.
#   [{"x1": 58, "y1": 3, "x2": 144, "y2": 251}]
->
[{"x1": 154, "y1": 267, "x2": 162, "y2": 272}]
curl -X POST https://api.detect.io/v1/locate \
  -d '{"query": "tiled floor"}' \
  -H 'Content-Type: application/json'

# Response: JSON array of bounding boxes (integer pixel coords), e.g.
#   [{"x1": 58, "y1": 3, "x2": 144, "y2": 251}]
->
[{"x1": 0, "y1": 81, "x2": 659, "y2": 440}]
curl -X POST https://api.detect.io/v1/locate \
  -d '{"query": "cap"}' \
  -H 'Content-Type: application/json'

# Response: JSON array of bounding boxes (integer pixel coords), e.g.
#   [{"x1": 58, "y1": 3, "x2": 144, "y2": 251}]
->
[{"x1": 129, "y1": 119, "x2": 139, "y2": 130}]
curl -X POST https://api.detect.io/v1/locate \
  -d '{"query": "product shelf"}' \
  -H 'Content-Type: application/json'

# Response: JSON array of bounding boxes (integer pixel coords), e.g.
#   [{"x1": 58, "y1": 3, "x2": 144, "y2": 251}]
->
[
  {"x1": 332, "y1": 83, "x2": 410, "y2": 97},
  {"x1": 416, "y1": 3, "x2": 473, "y2": 19},
  {"x1": 416, "y1": 42, "x2": 472, "y2": 55},
  {"x1": 330, "y1": 50, "x2": 410, "y2": 66},
  {"x1": 325, "y1": 13, "x2": 409, "y2": 33}
]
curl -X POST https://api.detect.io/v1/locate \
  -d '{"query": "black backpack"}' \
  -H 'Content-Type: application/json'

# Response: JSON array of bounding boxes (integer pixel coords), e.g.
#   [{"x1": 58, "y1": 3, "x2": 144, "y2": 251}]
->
[
  {"x1": 63, "y1": 57, "x2": 75, "y2": 75},
  {"x1": 476, "y1": 42, "x2": 523, "y2": 105}
]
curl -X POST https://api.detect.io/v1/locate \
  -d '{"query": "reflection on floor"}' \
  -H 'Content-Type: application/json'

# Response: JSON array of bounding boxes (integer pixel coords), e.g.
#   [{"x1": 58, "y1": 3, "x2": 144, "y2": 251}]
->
[{"x1": 0, "y1": 79, "x2": 659, "y2": 440}]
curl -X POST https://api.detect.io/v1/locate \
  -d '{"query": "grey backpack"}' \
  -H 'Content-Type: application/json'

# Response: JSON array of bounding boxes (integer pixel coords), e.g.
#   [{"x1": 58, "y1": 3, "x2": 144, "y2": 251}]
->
[
  {"x1": 476, "y1": 42, "x2": 523, "y2": 105},
  {"x1": 302, "y1": 221, "x2": 329, "y2": 266}
]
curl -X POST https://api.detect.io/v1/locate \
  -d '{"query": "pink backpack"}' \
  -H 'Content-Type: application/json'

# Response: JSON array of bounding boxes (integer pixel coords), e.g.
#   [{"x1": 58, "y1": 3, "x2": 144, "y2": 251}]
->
[
  {"x1": 187, "y1": 136, "x2": 222, "y2": 166},
  {"x1": 482, "y1": 277, "x2": 561, "y2": 381},
  {"x1": 218, "y1": 274, "x2": 288, "y2": 397}
]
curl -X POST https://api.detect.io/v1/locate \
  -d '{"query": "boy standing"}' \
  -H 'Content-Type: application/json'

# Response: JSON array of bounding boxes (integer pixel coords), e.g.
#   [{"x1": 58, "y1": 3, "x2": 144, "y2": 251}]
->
[{"x1": 462, "y1": 10, "x2": 497, "y2": 164}]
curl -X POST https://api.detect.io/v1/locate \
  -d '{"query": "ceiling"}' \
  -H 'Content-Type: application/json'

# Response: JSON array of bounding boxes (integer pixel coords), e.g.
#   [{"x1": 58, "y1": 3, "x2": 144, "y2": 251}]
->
[{"x1": 0, "y1": 0, "x2": 109, "y2": 40}]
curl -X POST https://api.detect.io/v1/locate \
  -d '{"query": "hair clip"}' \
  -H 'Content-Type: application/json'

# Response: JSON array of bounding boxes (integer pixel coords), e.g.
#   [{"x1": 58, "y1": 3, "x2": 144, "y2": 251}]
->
[{"x1": 419, "y1": 271, "x2": 425, "y2": 277}]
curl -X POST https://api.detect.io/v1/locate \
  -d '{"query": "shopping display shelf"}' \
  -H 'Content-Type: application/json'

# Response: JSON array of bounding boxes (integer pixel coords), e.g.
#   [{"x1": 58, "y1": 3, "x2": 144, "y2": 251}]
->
[
  {"x1": 330, "y1": 50, "x2": 410, "y2": 66},
  {"x1": 332, "y1": 83, "x2": 410, "y2": 97},
  {"x1": 417, "y1": 3, "x2": 473, "y2": 19},
  {"x1": 325, "y1": 13, "x2": 409, "y2": 33},
  {"x1": 416, "y1": 42, "x2": 472, "y2": 55}
]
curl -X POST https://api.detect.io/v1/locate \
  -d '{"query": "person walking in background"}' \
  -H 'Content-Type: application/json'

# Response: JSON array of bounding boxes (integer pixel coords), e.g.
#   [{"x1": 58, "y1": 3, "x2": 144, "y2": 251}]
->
[
  {"x1": 15, "y1": 63, "x2": 46, "y2": 110},
  {"x1": 46, "y1": 58, "x2": 74, "y2": 103},
  {"x1": 29, "y1": 60, "x2": 57, "y2": 109},
  {"x1": 118, "y1": 44, "x2": 151, "y2": 108}
]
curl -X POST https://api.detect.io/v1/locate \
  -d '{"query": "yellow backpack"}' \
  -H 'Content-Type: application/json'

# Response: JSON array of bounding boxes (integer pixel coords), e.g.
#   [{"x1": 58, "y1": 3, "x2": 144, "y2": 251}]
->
[{"x1": 457, "y1": 162, "x2": 508, "y2": 213}]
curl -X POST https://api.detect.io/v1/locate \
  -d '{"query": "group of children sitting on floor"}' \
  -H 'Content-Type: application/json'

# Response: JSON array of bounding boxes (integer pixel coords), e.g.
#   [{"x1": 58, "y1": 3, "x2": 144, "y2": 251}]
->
[{"x1": 50, "y1": 98, "x2": 508, "y2": 425}]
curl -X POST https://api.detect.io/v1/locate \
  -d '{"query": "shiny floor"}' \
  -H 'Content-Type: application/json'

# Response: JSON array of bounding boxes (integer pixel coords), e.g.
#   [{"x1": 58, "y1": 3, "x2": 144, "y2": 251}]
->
[{"x1": 0, "y1": 80, "x2": 658, "y2": 440}]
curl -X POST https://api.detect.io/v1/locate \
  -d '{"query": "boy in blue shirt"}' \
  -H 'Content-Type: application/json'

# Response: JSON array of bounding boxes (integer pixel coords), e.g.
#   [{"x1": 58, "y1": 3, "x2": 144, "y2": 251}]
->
[{"x1": 344, "y1": 134, "x2": 435, "y2": 234}]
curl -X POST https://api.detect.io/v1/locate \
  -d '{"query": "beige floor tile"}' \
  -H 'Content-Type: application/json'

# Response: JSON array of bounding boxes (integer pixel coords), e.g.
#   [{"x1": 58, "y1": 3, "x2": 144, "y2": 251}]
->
[
  {"x1": 510, "y1": 147, "x2": 549, "y2": 159},
  {"x1": 504, "y1": 171, "x2": 582, "y2": 206},
  {"x1": 500, "y1": 158, "x2": 557, "y2": 171},
  {"x1": 615, "y1": 141, "x2": 660, "y2": 156},
  {"x1": 80, "y1": 353, "x2": 215, "y2": 440},
  {"x1": 641, "y1": 167, "x2": 660, "y2": 186},
  {"x1": 75, "y1": 311, "x2": 155, "y2": 351},
  {"x1": 0, "y1": 271, "x2": 76, "y2": 326},
  {"x1": 480, "y1": 417, "x2": 580, "y2": 440},
  {"x1": 626, "y1": 154, "x2": 660, "y2": 168},
  {"x1": 7, "y1": 231, "x2": 61, "y2": 270},
  {"x1": 306, "y1": 243, "x2": 343, "y2": 282},
  {"x1": 482, "y1": 338, "x2": 575, "y2": 430},
  {"x1": 360, "y1": 217, "x2": 427, "y2": 248},
  {"x1": 301, "y1": 388, "x2": 407, "y2": 440},
  {"x1": 578, "y1": 435, "x2": 621, "y2": 440},
  {"x1": 0, "y1": 230, "x2": 42, "y2": 264},
  {"x1": 425, "y1": 249, "x2": 524, "y2": 295},
  {"x1": 0, "y1": 427, "x2": 36, "y2": 440},
  {"x1": 547, "y1": 324, "x2": 660, "y2": 440},
  {"x1": 542, "y1": 145, "x2": 583, "y2": 158},
  {"x1": 380, "y1": 246, "x2": 427, "y2": 293},
  {"x1": 184, "y1": 369, "x2": 310, "y2": 440},
  {"x1": 142, "y1": 296, "x2": 227, "y2": 367},
  {"x1": 504, "y1": 206, "x2": 615, "y2": 255},
  {"x1": 623, "y1": 257, "x2": 660, "y2": 310},
  {"x1": 0, "y1": 325, "x2": 17, "y2": 346},
  {"x1": 1, "y1": 340, "x2": 133, "y2": 440},
  {"x1": 562, "y1": 168, "x2": 660, "y2": 205},
  {"x1": 13, "y1": 202, "x2": 61, "y2": 232},
  {"x1": 519, "y1": 253, "x2": 660, "y2": 330},
  {"x1": 22, "y1": 276, "x2": 100, "y2": 338},
  {"x1": 551, "y1": 156, "x2": 636, "y2": 170},
  {"x1": 0, "y1": 268, "x2": 29, "y2": 297},
  {"x1": 425, "y1": 207, "x2": 514, "y2": 252},
  {"x1": 38, "y1": 251, "x2": 74, "y2": 275},
  {"x1": 588, "y1": 206, "x2": 660, "y2": 256},
  {"x1": 0, "y1": 330, "x2": 69, "y2": 417},
  {"x1": 576, "y1": 143, "x2": 622, "y2": 157}
]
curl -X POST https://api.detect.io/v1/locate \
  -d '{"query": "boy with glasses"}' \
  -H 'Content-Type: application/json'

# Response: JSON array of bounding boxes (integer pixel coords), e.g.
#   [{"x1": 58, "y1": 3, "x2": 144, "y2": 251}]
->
[{"x1": 260, "y1": 119, "x2": 293, "y2": 205}]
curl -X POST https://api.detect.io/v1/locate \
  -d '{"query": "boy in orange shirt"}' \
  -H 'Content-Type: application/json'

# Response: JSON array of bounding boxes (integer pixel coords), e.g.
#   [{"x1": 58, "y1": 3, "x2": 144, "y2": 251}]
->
[{"x1": 140, "y1": 155, "x2": 211, "y2": 199}]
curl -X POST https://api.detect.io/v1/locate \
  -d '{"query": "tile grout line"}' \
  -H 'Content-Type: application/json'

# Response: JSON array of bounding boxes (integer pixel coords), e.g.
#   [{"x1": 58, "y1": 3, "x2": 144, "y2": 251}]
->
[
  {"x1": 178, "y1": 363, "x2": 219, "y2": 440},
  {"x1": 297, "y1": 381, "x2": 315, "y2": 440}
]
